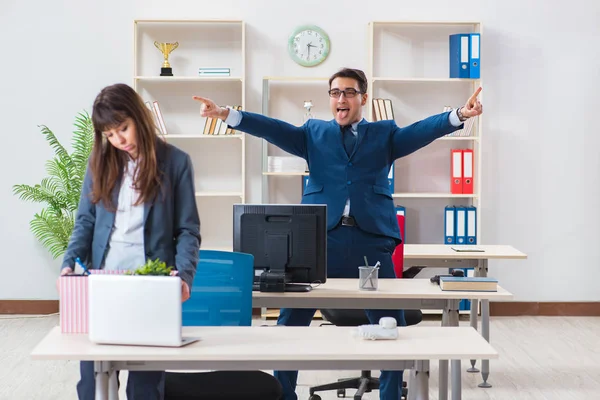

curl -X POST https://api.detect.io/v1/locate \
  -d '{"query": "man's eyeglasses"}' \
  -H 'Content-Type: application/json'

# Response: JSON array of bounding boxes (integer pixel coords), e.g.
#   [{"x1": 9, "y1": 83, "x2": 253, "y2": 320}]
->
[{"x1": 328, "y1": 89, "x2": 363, "y2": 98}]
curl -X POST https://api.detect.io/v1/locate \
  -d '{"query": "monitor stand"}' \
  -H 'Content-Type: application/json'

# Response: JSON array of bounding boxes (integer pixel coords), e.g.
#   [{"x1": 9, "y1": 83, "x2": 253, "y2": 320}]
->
[
  {"x1": 257, "y1": 271, "x2": 312, "y2": 292},
  {"x1": 256, "y1": 232, "x2": 313, "y2": 293},
  {"x1": 282, "y1": 282, "x2": 313, "y2": 292}
]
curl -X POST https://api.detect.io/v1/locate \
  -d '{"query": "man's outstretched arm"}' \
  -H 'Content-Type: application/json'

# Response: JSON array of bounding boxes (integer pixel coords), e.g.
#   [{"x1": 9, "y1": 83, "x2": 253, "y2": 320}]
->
[
  {"x1": 390, "y1": 87, "x2": 483, "y2": 160},
  {"x1": 193, "y1": 96, "x2": 307, "y2": 158}
]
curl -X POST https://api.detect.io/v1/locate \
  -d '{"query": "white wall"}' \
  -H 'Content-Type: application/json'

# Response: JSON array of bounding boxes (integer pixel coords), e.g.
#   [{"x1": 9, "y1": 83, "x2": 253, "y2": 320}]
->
[{"x1": 1, "y1": 0, "x2": 598, "y2": 302}]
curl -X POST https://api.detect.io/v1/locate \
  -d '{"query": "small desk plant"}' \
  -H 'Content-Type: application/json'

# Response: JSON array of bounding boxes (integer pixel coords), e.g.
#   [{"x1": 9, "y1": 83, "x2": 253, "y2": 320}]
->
[{"x1": 125, "y1": 258, "x2": 174, "y2": 276}]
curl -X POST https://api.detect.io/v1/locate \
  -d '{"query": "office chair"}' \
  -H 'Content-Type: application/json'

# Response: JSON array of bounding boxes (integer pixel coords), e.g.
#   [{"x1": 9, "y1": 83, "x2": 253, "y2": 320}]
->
[
  {"x1": 308, "y1": 309, "x2": 422, "y2": 400},
  {"x1": 164, "y1": 250, "x2": 283, "y2": 400},
  {"x1": 165, "y1": 371, "x2": 283, "y2": 400}
]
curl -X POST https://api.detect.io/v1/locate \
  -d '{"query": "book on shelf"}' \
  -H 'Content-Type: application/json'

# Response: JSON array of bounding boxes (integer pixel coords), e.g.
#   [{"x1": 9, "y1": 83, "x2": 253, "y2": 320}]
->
[
  {"x1": 198, "y1": 67, "x2": 231, "y2": 76},
  {"x1": 372, "y1": 98, "x2": 395, "y2": 188},
  {"x1": 371, "y1": 98, "x2": 394, "y2": 122},
  {"x1": 439, "y1": 276, "x2": 497, "y2": 292},
  {"x1": 145, "y1": 101, "x2": 167, "y2": 136},
  {"x1": 152, "y1": 101, "x2": 168, "y2": 135}
]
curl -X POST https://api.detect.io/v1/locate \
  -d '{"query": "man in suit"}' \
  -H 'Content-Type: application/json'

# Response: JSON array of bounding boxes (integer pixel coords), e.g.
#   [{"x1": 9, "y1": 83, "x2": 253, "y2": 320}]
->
[{"x1": 193, "y1": 68, "x2": 482, "y2": 400}]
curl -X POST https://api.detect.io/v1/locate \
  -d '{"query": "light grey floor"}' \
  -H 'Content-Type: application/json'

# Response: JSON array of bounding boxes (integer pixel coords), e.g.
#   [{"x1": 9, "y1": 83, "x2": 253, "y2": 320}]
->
[{"x1": 1, "y1": 314, "x2": 599, "y2": 400}]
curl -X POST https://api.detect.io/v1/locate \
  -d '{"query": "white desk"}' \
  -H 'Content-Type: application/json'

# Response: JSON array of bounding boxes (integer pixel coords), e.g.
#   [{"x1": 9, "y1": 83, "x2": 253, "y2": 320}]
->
[
  {"x1": 31, "y1": 326, "x2": 498, "y2": 400},
  {"x1": 403, "y1": 244, "x2": 527, "y2": 388},
  {"x1": 253, "y1": 278, "x2": 512, "y2": 400},
  {"x1": 403, "y1": 244, "x2": 527, "y2": 263}
]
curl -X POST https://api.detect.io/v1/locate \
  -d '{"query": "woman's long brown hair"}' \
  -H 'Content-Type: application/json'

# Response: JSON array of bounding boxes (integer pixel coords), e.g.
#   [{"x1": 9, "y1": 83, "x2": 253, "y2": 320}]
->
[{"x1": 90, "y1": 83, "x2": 162, "y2": 211}]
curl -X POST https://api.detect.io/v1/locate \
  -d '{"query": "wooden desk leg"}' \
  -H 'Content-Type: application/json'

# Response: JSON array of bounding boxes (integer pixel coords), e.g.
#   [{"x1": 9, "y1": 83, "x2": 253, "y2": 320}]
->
[
  {"x1": 409, "y1": 360, "x2": 430, "y2": 400},
  {"x1": 94, "y1": 361, "x2": 109, "y2": 400},
  {"x1": 477, "y1": 259, "x2": 493, "y2": 388}
]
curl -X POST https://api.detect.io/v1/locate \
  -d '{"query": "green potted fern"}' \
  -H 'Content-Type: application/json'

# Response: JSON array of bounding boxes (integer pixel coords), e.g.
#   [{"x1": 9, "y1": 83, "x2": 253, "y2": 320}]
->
[{"x1": 13, "y1": 111, "x2": 94, "y2": 259}]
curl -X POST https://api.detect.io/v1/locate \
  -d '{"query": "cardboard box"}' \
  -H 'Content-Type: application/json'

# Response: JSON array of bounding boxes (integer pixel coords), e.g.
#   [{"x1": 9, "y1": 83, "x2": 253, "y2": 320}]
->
[{"x1": 58, "y1": 270, "x2": 125, "y2": 334}]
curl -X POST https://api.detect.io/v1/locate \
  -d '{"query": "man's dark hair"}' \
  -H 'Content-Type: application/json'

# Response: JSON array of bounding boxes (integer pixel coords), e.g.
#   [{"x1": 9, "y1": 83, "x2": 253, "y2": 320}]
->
[{"x1": 328, "y1": 68, "x2": 368, "y2": 94}]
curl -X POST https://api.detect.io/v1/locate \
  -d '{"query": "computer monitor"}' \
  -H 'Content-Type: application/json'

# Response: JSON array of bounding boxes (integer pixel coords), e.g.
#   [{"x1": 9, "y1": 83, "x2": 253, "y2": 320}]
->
[{"x1": 233, "y1": 204, "x2": 327, "y2": 292}]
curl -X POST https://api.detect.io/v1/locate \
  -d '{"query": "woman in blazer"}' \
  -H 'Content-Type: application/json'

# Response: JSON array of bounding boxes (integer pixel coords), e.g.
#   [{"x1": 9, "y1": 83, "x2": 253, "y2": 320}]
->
[{"x1": 59, "y1": 83, "x2": 201, "y2": 400}]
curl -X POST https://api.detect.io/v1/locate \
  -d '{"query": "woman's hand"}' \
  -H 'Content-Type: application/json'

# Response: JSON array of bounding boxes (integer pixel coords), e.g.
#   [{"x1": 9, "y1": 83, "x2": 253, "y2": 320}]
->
[
  {"x1": 56, "y1": 267, "x2": 73, "y2": 292},
  {"x1": 170, "y1": 270, "x2": 191, "y2": 302}
]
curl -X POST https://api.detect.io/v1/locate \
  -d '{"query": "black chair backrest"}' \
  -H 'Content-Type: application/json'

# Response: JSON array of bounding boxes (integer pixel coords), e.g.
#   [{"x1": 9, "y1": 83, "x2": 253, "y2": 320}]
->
[
  {"x1": 320, "y1": 309, "x2": 370, "y2": 326},
  {"x1": 320, "y1": 309, "x2": 423, "y2": 327}
]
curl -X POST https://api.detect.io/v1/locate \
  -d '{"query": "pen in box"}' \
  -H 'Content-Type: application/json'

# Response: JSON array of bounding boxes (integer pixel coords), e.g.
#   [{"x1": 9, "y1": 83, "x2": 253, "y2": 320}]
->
[{"x1": 75, "y1": 257, "x2": 90, "y2": 275}]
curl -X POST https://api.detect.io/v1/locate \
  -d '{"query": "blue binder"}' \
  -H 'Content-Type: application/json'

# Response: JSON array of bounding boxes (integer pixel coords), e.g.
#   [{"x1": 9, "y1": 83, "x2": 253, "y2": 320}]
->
[
  {"x1": 469, "y1": 33, "x2": 480, "y2": 79},
  {"x1": 455, "y1": 206, "x2": 467, "y2": 244},
  {"x1": 449, "y1": 34, "x2": 470, "y2": 78},
  {"x1": 444, "y1": 205, "x2": 456, "y2": 244},
  {"x1": 466, "y1": 205, "x2": 477, "y2": 244}
]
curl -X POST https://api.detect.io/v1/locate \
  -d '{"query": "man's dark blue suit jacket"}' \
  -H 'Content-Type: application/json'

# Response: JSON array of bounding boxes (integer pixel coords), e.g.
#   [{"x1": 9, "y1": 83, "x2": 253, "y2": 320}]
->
[{"x1": 237, "y1": 111, "x2": 461, "y2": 243}]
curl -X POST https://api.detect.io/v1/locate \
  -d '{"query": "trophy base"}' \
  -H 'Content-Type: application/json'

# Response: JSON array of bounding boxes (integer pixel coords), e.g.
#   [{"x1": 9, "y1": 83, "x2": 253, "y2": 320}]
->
[{"x1": 160, "y1": 67, "x2": 173, "y2": 76}]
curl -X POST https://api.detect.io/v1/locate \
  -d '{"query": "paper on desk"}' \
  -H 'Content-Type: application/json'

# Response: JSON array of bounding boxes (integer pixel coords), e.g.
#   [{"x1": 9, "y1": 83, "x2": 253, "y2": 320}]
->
[{"x1": 451, "y1": 246, "x2": 484, "y2": 252}]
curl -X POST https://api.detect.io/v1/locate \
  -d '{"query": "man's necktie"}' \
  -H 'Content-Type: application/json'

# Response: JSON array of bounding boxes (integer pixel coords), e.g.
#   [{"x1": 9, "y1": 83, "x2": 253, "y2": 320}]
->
[{"x1": 342, "y1": 125, "x2": 356, "y2": 157}]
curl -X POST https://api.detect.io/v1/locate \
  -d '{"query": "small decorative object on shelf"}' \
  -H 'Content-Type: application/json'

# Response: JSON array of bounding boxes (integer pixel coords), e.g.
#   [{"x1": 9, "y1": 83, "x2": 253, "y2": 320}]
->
[
  {"x1": 303, "y1": 100, "x2": 314, "y2": 123},
  {"x1": 154, "y1": 41, "x2": 179, "y2": 76},
  {"x1": 198, "y1": 67, "x2": 231, "y2": 76}
]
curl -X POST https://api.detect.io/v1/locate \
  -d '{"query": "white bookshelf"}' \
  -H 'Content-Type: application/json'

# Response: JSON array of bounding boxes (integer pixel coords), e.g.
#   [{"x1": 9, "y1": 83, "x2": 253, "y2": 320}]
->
[
  {"x1": 260, "y1": 77, "x2": 331, "y2": 204},
  {"x1": 367, "y1": 21, "x2": 483, "y2": 308},
  {"x1": 133, "y1": 19, "x2": 246, "y2": 251},
  {"x1": 368, "y1": 20, "x2": 483, "y2": 246}
]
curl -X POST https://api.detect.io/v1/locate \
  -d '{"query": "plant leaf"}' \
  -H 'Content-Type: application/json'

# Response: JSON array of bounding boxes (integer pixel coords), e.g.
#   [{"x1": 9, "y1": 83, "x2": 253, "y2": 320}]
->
[
  {"x1": 30, "y1": 209, "x2": 71, "y2": 259},
  {"x1": 14, "y1": 110, "x2": 94, "y2": 260}
]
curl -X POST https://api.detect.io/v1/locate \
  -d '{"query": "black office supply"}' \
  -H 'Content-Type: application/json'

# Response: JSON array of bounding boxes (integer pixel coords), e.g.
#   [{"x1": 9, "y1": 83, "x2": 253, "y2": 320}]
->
[{"x1": 430, "y1": 269, "x2": 465, "y2": 285}]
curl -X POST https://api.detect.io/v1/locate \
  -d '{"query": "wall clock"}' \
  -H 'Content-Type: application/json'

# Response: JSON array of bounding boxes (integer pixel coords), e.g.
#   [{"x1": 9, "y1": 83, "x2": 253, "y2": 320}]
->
[{"x1": 288, "y1": 25, "x2": 330, "y2": 67}]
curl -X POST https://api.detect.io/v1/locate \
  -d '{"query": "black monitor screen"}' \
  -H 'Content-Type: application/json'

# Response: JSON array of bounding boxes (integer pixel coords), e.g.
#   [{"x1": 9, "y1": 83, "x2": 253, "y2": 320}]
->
[{"x1": 233, "y1": 204, "x2": 327, "y2": 292}]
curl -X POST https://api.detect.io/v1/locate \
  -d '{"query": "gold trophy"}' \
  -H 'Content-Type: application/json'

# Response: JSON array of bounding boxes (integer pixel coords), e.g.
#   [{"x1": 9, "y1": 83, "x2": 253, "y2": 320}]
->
[{"x1": 154, "y1": 41, "x2": 179, "y2": 76}]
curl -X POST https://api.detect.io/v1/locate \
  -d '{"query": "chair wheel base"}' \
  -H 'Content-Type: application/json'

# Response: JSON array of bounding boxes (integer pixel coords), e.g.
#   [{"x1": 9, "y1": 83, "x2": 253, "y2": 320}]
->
[{"x1": 309, "y1": 395, "x2": 322, "y2": 400}]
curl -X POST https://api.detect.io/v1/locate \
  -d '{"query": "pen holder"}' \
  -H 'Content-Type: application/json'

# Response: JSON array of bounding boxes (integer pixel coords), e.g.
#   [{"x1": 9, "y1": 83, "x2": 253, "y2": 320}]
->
[
  {"x1": 358, "y1": 266, "x2": 379, "y2": 291},
  {"x1": 58, "y1": 270, "x2": 125, "y2": 334}
]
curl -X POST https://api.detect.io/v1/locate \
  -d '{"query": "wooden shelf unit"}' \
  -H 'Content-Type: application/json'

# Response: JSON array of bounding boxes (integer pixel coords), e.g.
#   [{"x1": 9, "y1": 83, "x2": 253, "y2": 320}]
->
[{"x1": 133, "y1": 19, "x2": 246, "y2": 251}]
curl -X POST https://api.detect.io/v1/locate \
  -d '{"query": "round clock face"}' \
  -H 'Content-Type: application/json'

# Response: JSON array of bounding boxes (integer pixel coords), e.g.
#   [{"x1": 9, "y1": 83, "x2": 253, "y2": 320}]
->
[{"x1": 288, "y1": 25, "x2": 330, "y2": 67}]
